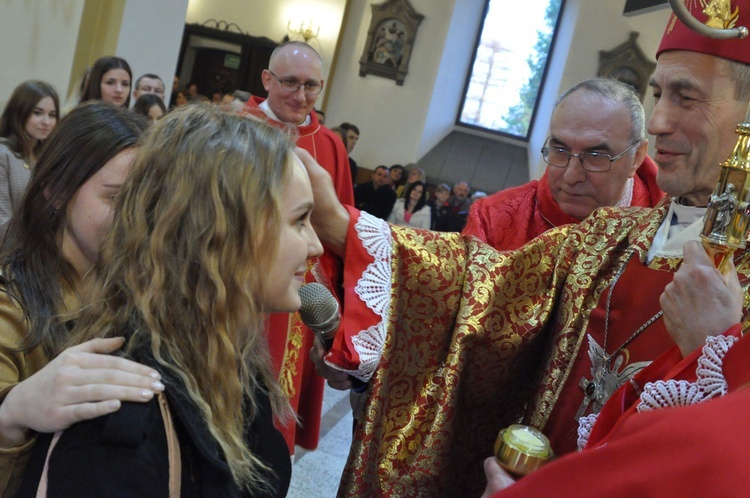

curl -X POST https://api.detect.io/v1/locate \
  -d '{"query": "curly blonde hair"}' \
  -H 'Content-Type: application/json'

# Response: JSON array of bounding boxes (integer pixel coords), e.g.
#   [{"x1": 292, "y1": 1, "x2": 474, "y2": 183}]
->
[{"x1": 70, "y1": 104, "x2": 294, "y2": 491}]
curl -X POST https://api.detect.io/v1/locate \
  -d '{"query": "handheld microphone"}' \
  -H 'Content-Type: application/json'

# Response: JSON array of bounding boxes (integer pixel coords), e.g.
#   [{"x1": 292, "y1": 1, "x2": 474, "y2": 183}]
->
[
  {"x1": 299, "y1": 283, "x2": 367, "y2": 392},
  {"x1": 298, "y1": 282, "x2": 340, "y2": 350}
]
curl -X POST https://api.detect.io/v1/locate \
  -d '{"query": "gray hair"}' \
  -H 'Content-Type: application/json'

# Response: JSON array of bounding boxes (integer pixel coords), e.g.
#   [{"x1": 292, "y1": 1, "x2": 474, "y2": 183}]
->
[
  {"x1": 556, "y1": 78, "x2": 645, "y2": 143},
  {"x1": 727, "y1": 60, "x2": 750, "y2": 102}
]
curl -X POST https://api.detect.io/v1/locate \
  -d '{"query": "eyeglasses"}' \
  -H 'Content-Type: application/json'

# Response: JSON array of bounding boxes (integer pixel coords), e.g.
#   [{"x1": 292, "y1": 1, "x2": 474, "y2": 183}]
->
[
  {"x1": 541, "y1": 139, "x2": 641, "y2": 172},
  {"x1": 268, "y1": 71, "x2": 323, "y2": 96}
]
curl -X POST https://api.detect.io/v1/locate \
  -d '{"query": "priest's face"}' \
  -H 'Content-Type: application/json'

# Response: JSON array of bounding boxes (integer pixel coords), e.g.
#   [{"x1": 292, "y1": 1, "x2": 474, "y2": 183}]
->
[
  {"x1": 648, "y1": 51, "x2": 747, "y2": 206},
  {"x1": 547, "y1": 89, "x2": 644, "y2": 220},
  {"x1": 262, "y1": 45, "x2": 323, "y2": 125}
]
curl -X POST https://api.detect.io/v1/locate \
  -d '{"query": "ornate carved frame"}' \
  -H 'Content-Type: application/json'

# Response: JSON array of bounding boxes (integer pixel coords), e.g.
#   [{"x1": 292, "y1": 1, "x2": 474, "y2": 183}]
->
[
  {"x1": 358, "y1": 0, "x2": 425, "y2": 86},
  {"x1": 597, "y1": 32, "x2": 656, "y2": 102}
]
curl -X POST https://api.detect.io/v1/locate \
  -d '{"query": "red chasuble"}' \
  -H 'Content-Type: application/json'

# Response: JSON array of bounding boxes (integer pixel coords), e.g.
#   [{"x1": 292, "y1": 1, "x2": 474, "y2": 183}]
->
[
  {"x1": 463, "y1": 156, "x2": 664, "y2": 251},
  {"x1": 244, "y1": 97, "x2": 354, "y2": 453},
  {"x1": 541, "y1": 255, "x2": 676, "y2": 455},
  {"x1": 326, "y1": 200, "x2": 750, "y2": 497}
]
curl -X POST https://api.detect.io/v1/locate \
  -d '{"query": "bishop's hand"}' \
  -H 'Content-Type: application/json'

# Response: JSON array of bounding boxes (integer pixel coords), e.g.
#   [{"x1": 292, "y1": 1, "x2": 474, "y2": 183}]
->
[{"x1": 660, "y1": 240, "x2": 743, "y2": 357}]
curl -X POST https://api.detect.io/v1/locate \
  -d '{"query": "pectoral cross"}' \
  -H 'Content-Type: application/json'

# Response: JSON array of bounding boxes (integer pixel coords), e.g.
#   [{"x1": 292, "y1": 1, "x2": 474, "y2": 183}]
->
[
  {"x1": 574, "y1": 336, "x2": 651, "y2": 421},
  {"x1": 575, "y1": 372, "x2": 616, "y2": 420}
]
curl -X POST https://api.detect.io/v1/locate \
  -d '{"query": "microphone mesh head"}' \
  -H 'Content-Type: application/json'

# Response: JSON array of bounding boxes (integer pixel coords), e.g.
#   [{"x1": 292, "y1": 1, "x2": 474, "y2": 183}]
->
[{"x1": 298, "y1": 282, "x2": 338, "y2": 327}]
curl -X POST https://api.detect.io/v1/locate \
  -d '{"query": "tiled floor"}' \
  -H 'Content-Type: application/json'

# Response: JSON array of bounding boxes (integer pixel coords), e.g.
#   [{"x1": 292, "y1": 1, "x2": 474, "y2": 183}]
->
[{"x1": 287, "y1": 385, "x2": 353, "y2": 497}]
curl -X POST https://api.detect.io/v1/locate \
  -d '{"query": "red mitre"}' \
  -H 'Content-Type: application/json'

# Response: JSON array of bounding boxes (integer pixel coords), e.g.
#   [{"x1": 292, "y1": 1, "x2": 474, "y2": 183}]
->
[{"x1": 656, "y1": 0, "x2": 750, "y2": 64}]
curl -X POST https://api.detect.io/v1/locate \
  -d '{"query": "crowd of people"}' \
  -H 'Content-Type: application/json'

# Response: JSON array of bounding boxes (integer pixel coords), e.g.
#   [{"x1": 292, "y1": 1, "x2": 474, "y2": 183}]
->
[
  {"x1": 353, "y1": 162, "x2": 478, "y2": 231},
  {"x1": 0, "y1": 1, "x2": 748, "y2": 496}
]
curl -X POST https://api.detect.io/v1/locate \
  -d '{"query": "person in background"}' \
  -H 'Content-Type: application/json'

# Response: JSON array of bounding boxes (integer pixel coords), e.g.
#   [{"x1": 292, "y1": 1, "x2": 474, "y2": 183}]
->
[
  {"x1": 17, "y1": 104, "x2": 321, "y2": 498},
  {"x1": 388, "y1": 164, "x2": 406, "y2": 192},
  {"x1": 445, "y1": 180, "x2": 471, "y2": 231},
  {"x1": 80, "y1": 56, "x2": 132, "y2": 108},
  {"x1": 315, "y1": 108, "x2": 326, "y2": 125},
  {"x1": 396, "y1": 167, "x2": 425, "y2": 198},
  {"x1": 429, "y1": 182, "x2": 452, "y2": 231},
  {"x1": 131, "y1": 73, "x2": 165, "y2": 103},
  {"x1": 464, "y1": 78, "x2": 664, "y2": 251},
  {"x1": 470, "y1": 191, "x2": 487, "y2": 204},
  {"x1": 388, "y1": 180, "x2": 431, "y2": 229},
  {"x1": 173, "y1": 89, "x2": 189, "y2": 108},
  {"x1": 242, "y1": 40, "x2": 353, "y2": 455},
  {"x1": 132, "y1": 94, "x2": 166, "y2": 123},
  {"x1": 338, "y1": 122, "x2": 360, "y2": 184},
  {"x1": 354, "y1": 165, "x2": 397, "y2": 220},
  {"x1": 0, "y1": 102, "x2": 159, "y2": 496},
  {"x1": 0, "y1": 81, "x2": 59, "y2": 239}
]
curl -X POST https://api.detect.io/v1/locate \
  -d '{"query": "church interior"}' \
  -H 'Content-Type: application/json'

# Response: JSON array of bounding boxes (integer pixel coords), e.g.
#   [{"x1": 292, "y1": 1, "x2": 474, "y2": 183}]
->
[{"x1": 1, "y1": 1, "x2": 689, "y2": 496}]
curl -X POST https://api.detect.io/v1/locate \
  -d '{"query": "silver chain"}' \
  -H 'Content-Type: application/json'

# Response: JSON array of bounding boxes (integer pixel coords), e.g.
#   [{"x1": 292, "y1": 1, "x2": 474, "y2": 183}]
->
[{"x1": 603, "y1": 249, "x2": 664, "y2": 363}]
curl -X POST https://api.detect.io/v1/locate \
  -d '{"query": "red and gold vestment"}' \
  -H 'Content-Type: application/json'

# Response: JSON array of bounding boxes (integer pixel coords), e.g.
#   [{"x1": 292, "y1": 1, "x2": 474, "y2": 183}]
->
[{"x1": 327, "y1": 198, "x2": 750, "y2": 497}]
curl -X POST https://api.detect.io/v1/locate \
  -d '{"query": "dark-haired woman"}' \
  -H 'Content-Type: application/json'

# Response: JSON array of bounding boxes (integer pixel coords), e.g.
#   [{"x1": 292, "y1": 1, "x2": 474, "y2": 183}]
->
[
  {"x1": 388, "y1": 180, "x2": 431, "y2": 229},
  {"x1": 133, "y1": 93, "x2": 166, "y2": 123},
  {"x1": 80, "y1": 56, "x2": 132, "y2": 107},
  {"x1": 0, "y1": 81, "x2": 59, "y2": 238},
  {"x1": 0, "y1": 102, "x2": 162, "y2": 495}
]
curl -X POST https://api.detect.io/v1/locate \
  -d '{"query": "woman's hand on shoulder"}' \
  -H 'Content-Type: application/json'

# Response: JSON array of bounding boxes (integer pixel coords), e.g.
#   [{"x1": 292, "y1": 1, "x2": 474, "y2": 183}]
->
[{"x1": 0, "y1": 337, "x2": 164, "y2": 447}]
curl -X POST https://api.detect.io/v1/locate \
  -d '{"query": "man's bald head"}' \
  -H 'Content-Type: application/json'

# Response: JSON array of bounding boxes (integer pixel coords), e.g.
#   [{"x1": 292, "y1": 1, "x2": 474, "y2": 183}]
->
[
  {"x1": 261, "y1": 42, "x2": 325, "y2": 125},
  {"x1": 269, "y1": 41, "x2": 323, "y2": 69}
]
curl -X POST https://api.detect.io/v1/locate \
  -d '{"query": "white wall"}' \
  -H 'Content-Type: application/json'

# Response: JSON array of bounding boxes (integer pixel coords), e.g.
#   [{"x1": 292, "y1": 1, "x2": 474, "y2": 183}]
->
[
  {"x1": 417, "y1": 0, "x2": 485, "y2": 161},
  {"x1": 117, "y1": 0, "x2": 190, "y2": 105},
  {"x1": 184, "y1": 0, "x2": 347, "y2": 84},
  {"x1": 325, "y1": 0, "x2": 457, "y2": 169},
  {"x1": 0, "y1": 0, "x2": 86, "y2": 110}
]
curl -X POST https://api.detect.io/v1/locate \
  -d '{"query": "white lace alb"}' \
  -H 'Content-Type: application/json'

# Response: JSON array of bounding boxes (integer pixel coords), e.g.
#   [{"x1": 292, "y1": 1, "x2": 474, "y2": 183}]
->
[{"x1": 576, "y1": 334, "x2": 739, "y2": 450}]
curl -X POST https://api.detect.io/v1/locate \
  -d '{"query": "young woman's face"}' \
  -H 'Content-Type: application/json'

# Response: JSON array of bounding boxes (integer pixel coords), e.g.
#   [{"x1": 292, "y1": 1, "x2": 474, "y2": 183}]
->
[
  {"x1": 409, "y1": 184, "x2": 424, "y2": 204},
  {"x1": 24, "y1": 96, "x2": 57, "y2": 142},
  {"x1": 100, "y1": 68, "x2": 131, "y2": 107},
  {"x1": 60, "y1": 148, "x2": 136, "y2": 278},
  {"x1": 176, "y1": 92, "x2": 189, "y2": 106},
  {"x1": 265, "y1": 158, "x2": 323, "y2": 312}
]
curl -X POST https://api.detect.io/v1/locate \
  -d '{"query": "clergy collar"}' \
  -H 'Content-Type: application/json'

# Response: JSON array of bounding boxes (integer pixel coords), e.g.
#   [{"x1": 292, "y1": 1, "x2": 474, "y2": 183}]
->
[
  {"x1": 669, "y1": 198, "x2": 706, "y2": 227},
  {"x1": 258, "y1": 100, "x2": 311, "y2": 127},
  {"x1": 646, "y1": 197, "x2": 707, "y2": 262}
]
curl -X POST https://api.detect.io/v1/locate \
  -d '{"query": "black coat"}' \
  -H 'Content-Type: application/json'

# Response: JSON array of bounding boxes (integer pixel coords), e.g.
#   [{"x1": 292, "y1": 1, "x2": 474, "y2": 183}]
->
[{"x1": 17, "y1": 351, "x2": 291, "y2": 498}]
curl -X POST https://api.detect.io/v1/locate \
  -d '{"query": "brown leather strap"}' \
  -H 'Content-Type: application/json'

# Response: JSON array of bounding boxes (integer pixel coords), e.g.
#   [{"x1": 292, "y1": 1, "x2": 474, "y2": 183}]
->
[{"x1": 158, "y1": 392, "x2": 181, "y2": 498}]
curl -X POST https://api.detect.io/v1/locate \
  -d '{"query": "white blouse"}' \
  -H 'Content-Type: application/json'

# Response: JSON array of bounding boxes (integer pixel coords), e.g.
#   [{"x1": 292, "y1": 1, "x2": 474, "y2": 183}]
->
[{"x1": 387, "y1": 198, "x2": 431, "y2": 229}]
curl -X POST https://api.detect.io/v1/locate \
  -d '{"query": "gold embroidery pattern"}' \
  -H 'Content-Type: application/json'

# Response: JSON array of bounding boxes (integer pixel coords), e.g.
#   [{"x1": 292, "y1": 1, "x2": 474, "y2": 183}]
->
[
  {"x1": 278, "y1": 312, "x2": 304, "y2": 397},
  {"x1": 340, "y1": 198, "x2": 750, "y2": 497}
]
